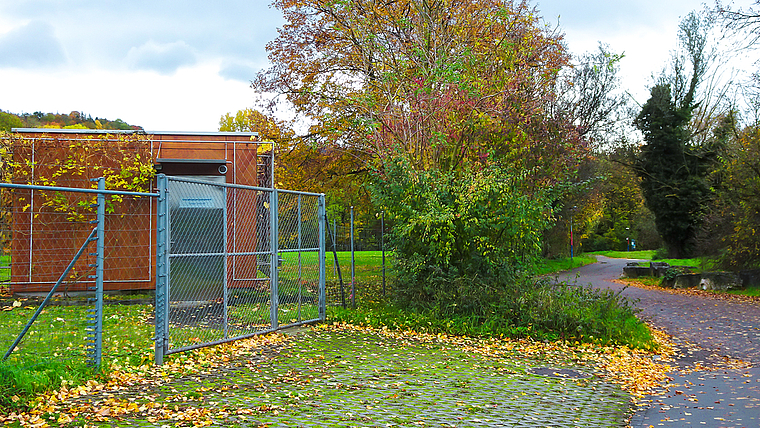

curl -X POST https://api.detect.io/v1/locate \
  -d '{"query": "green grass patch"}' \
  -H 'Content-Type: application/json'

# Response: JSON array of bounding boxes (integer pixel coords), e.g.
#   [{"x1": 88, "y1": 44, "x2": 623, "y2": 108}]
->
[
  {"x1": 590, "y1": 250, "x2": 655, "y2": 259},
  {"x1": 723, "y1": 287, "x2": 760, "y2": 298},
  {"x1": 624, "y1": 277, "x2": 662, "y2": 287},
  {"x1": 654, "y1": 257, "x2": 720, "y2": 271},
  {"x1": 1, "y1": 304, "x2": 154, "y2": 364},
  {"x1": 321, "y1": 250, "x2": 391, "y2": 283},
  {"x1": 535, "y1": 254, "x2": 597, "y2": 275},
  {"x1": 1, "y1": 255, "x2": 9, "y2": 284},
  {"x1": 590, "y1": 250, "x2": 716, "y2": 271},
  {"x1": 0, "y1": 358, "x2": 96, "y2": 414},
  {"x1": 275, "y1": 250, "x2": 391, "y2": 286},
  {"x1": 0, "y1": 303, "x2": 154, "y2": 414}
]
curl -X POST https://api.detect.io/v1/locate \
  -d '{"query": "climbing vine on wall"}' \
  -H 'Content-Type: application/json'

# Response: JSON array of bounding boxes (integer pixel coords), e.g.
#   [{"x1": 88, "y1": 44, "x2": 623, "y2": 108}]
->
[{"x1": 1, "y1": 131, "x2": 155, "y2": 222}]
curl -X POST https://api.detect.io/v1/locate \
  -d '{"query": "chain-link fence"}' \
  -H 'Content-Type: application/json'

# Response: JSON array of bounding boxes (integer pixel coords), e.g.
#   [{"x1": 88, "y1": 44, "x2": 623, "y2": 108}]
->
[
  {"x1": 154, "y1": 176, "x2": 326, "y2": 362},
  {"x1": 324, "y1": 208, "x2": 389, "y2": 307},
  {"x1": 1, "y1": 180, "x2": 156, "y2": 369}
]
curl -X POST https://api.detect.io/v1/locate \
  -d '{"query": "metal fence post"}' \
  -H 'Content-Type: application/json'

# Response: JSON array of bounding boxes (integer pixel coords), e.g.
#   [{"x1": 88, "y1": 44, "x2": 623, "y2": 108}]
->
[
  {"x1": 381, "y1": 211, "x2": 386, "y2": 296},
  {"x1": 297, "y1": 194, "x2": 303, "y2": 322},
  {"x1": 155, "y1": 174, "x2": 169, "y2": 365},
  {"x1": 222, "y1": 186, "x2": 229, "y2": 339},
  {"x1": 350, "y1": 206, "x2": 355, "y2": 308},
  {"x1": 269, "y1": 189, "x2": 279, "y2": 329},
  {"x1": 318, "y1": 195, "x2": 326, "y2": 320},
  {"x1": 85, "y1": 177, "x2": 105, "y2": 367},
  {"x1": 332, "y1": 219, "x2": 337, "y2": 276}
]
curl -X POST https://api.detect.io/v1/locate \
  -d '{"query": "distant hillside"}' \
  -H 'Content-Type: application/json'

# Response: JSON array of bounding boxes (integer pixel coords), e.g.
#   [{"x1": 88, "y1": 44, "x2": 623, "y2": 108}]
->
[{"x1": 0, "y1": 110, "x2": 142, "y2": 132}]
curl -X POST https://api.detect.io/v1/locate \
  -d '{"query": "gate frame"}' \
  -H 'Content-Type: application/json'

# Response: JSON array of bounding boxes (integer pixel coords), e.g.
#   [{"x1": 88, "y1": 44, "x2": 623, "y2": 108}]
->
[{"x1": 153, "y1": 174, "x2": 326, "y2": 365}]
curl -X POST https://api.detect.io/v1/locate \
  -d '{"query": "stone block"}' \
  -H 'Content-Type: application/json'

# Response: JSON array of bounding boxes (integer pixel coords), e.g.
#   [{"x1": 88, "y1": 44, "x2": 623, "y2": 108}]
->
[
  {"x1": 700, "y1": 272, "x2": 742, "y2": 291},
  {"x1": 671, "y1": 273, "x2": 702, "y2": 289},
  {"x1": 650, "y1": 262, "x2": 671, "y2": 278},
  {"x1": 623, "y1": 266, "x2": 651, "y2": 278}
]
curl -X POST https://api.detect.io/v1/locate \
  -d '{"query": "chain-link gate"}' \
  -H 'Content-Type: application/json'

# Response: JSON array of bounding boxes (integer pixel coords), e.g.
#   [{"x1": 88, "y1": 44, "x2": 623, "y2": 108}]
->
[{"x1": 154, "y1": 175, "x2": 325, "y2": 363}]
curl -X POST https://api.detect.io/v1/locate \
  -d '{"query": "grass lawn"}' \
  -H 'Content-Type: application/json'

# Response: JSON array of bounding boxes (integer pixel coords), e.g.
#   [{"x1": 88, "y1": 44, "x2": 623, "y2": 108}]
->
[
  {"x1": 1, "y1": 303, "x2": 154, "y2": 366},
  {"x1": 324, "y1": 251, "x2": 603, "y2": 277},
  {"x1": 589, "y1": 250, "x2": 712, "y2": 270},
  {"x1": 322, "y1": 250, "x2": 390, "y2": 283},
  {"x1": 277, "y1": 250, "x2": 389, "y2": 283},
  {"x1": 725, "y1": 287, "x2": 760, "y2": 297},
  {"x1": 590, "y1": 250, "x2": 655, "y2": 260},
  {"x1": 0, "y1": 303, "x2": 155, "y2": 411},
  {"x1": 1, "y1": 255, "x2": 9, "y2": 284},
  {"x1": 534, "y1": 254, "x2": 597, "y2": 275}
]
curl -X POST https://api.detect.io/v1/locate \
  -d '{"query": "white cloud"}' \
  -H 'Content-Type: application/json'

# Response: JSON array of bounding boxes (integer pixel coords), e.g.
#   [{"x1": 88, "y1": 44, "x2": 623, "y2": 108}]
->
[
  {"x1": 0, "y1": 0, "x2": 282, "y2": 70},
  {"x1": 126, "y1": 40, "x2": 197, "y2": 75},
  {"x1": 219, "y1": 60, "x2": 259, "y2": 83},
  {"x1": 0, "y1": 20, "x2": 67, "y2": 68}
]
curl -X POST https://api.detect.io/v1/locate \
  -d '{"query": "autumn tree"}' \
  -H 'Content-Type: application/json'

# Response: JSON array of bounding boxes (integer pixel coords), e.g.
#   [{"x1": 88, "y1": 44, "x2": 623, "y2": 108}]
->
[
  {"x1": 541, "y1": 43, "x2": 628, "y2": 256},
  {"x1": 255, "y1": 0, "x2": 585, "y2": 182},
  {"x1": 552, "y1": 44, "x2": 628, "y2": 147},
  {"x1": 253, "y1": 0, "x2": 595, "y2": 310},
  {"x1": 578, "y1": 147, "x2": 662, "y2": 251},
  {"x1": 0, "y1": 111, "x2": 23, "y2": 132},
  {"x1": 716, "y1": 0, "x2": 760, "y2": 49},
  {"x1": 719, "y1": 124, "x2": 760, "y2": 268}
]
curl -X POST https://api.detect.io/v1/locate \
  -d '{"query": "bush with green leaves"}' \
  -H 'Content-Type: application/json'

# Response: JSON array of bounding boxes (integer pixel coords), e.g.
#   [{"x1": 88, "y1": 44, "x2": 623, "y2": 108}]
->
[
  {"x1": 372, "y1": 159, "x2": 554, "y2": 311},
  {"x1": 330, "y1": 274, "x2": 655, "y2": 349},
  {"x1": 363, "y1": 158, "x2": 654, "y2": 349}
]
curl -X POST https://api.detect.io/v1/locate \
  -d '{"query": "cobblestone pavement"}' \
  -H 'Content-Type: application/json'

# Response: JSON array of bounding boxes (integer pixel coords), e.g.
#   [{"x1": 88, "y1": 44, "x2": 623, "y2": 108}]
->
[
  {"x1": 70, "y1": 328, "x2": 632, "y2": 427},
  {"x1": 557, "y1": 257, "x2": 760, "y2": 428}
]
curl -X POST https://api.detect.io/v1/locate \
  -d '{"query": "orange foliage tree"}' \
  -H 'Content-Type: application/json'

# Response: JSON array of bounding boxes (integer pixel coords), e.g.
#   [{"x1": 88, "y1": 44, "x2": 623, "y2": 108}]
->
[
  {"x1": 252, "y1": 0, "x2": 598, "y2": 301},
  {"x1": 254, "y1": 0, "x2": 588, "y2": 184}
]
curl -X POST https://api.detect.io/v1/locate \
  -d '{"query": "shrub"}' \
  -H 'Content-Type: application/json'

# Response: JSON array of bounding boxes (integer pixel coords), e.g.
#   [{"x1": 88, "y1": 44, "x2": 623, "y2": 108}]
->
[
  {"x1": 330, "y1": 273, "x2": 655, "y2": 349},
  {"x1": 372, "y1": 160, "x2": 554, "y2": 311},
  {"x1": 364, "y1": 158, "x2": 654, "y2": 349},
  {"x1": 651, "y1": 248, "x2": 668, "y2": 260}
]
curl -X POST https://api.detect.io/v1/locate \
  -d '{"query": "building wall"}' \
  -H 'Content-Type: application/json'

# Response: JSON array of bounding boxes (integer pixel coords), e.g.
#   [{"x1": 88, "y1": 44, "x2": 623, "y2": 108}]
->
[{"x1": 7, "y1": 129, "x2": 261, "y2": 294}]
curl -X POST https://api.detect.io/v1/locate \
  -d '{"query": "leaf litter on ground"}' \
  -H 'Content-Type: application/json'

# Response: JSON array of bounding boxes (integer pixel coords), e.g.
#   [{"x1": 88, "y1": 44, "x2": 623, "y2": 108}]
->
[
  {"x1": 0, "y1": 321, "x2": 713, "y2": 428},
  {"x1": 617, "y1": 278, "x2": 760, "y2": 304}
]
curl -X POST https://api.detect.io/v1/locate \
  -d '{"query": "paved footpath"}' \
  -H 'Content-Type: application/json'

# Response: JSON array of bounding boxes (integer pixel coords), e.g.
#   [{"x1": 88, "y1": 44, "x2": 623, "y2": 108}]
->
[{"x1": 556, "y1": 256, "x2": 760, "y2": 428}]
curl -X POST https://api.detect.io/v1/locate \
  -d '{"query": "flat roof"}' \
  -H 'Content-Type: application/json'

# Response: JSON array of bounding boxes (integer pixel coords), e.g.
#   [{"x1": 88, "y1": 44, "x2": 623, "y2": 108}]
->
[{"x1": 11, "y1": 128, "x2": 260, "y2": 137}]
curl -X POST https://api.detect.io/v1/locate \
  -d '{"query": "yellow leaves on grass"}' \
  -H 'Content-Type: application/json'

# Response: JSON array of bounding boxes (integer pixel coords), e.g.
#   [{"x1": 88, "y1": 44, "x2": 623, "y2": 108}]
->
[
  {"x1": 0, "y1": 333, "x2": 290, "y2": 427},
  {"x1": 0, "y1": 322, "x2": 718, "y2": 426}
]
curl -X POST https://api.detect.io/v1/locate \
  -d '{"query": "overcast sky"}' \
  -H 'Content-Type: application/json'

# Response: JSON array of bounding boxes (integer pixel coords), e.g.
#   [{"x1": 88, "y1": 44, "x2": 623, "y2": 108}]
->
[{"x1": 0, "y1": 0, "x2": 755, "y2": 132}]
